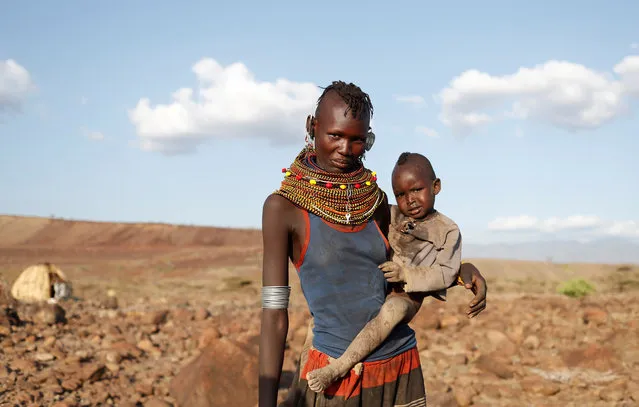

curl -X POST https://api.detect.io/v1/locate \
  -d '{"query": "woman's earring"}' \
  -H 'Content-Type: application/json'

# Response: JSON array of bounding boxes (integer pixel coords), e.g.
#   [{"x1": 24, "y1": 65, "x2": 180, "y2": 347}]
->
[
  {"x1": 305, "y1": 131, "x2": 315, "y2": 151},
  {"x1": 365, "y1": 130, "x2": 375, "y2": 151}
]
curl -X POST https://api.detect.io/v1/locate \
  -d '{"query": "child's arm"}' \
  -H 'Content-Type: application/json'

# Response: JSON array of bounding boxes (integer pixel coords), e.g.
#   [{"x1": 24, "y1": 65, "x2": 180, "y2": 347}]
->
[{"x1": 381, "y1": 227, "x2": 462, "y2": 293}]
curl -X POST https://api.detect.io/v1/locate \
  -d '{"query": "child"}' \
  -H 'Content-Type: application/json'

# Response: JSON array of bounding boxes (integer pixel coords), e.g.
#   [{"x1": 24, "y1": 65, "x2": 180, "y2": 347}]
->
[{"x1": 306, "y1": 151, "x2": 463, "y2": 393}]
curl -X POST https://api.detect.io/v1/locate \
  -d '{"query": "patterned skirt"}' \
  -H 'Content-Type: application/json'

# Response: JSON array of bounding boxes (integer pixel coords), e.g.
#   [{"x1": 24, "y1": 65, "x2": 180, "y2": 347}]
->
[{"x1": 280, "y1": 347, "x2": 426, "y2": 407}]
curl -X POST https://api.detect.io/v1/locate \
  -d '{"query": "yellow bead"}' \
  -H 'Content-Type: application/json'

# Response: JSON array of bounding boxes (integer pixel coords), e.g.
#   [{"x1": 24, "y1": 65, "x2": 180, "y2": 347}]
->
[
  {"x1": 285, "y1": 171, "x2": 291, "y2": 177},
  {"x1": 340, "y1": 184, "x2": 346, "y2": 190},
  {"x1": 310, "y1": 179, "x2": 317, "y2": 185},
  {"x1": 371, "y1": 171, "x2": 377, "y2": 176},
  {"x1": 365, "y1": 181, "x2": 371, "y2": 186}
]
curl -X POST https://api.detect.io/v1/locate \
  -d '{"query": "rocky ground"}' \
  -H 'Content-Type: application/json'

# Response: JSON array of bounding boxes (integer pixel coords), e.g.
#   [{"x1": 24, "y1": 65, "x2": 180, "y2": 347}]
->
[
  {"x1": 1, "y1": 215, "x2": 638, "y2": 406},
  {"x1": 2, "y1": 280, "x2": 638, "y2": 407}
]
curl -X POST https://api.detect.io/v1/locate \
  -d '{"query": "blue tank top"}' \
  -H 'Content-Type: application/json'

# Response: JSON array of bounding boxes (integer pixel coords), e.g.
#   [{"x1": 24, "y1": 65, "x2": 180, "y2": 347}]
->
[{"x1": 296, "y1": 212, "x2": 417, "y2": 361}]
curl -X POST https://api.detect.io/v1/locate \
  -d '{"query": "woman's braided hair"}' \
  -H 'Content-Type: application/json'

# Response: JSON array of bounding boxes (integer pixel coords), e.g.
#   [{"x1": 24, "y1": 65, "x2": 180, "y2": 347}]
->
[{"x1": 316, "y1": 81, "x2": 374, "y2": 120}]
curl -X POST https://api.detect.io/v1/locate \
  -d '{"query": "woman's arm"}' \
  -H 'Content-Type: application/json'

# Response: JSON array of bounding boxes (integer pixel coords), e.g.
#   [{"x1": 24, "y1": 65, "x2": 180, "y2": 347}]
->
[{"x1": 259, "y1": 195, "x2": 292, "y2": 407}]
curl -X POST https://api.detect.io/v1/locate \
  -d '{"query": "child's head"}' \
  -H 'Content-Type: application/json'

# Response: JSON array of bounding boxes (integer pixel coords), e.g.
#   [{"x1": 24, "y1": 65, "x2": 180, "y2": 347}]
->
[{"x1": 391, "y1": 152, "x2": 440, "y2": 220}]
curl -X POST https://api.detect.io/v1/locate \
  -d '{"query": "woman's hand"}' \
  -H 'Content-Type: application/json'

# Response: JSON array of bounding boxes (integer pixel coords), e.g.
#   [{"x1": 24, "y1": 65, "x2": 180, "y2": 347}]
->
[{"x1": 458, "y1": 262, "x2": 487, "y2": 318}]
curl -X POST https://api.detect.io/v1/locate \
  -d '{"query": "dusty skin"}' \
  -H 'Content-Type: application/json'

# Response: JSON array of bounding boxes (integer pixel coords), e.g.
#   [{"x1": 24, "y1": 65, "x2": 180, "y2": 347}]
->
[
  {"x1": 1, "y1": 215, "x2": 639, "y2": 406},
  {"x1": 307, "y1": 295, "x2": 417, "y2": 392}
]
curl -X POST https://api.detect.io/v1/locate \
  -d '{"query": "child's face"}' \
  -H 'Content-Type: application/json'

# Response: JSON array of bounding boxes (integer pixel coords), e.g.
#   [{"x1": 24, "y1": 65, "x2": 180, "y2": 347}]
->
[{"x1": 392, "y1": 166, "x2": 441, "y2": 220}]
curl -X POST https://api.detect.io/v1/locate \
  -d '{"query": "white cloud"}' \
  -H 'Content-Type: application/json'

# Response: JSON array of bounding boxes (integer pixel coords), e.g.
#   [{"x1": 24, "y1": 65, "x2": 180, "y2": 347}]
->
[
  {"x1": 394, "y1": 95, "x2": 425, "y2": 105},
  {"x1": 415, "y1": 126, "x2": 439, "y2": 138},
  {"x1": 488, "y1": 215, "x2": 540, "y2": 231},
  {"x1": 488, "y1": 215, "x2": 639, "y2": 238},
  {"x1": 128, "y1": 58, "x2": 321, "y2": 154},
  {"x1": 0, "y1": 59, "x2": 35, "y2": 112},
  {"x1": 631, "y1": 43, "x2": 638, "y2": 50},
  {"x1": 81, "y1": 127, "x2": 105, "y2": 141},
  {"x1": 437, "y1": 55, "x2": 639, "y2": 134},
  {"x1": 601, "y1": 220, "x2": 639, "y2": 238},
  {"x1": 614, "y1": 55, "x2": 639, "y2": 96}
]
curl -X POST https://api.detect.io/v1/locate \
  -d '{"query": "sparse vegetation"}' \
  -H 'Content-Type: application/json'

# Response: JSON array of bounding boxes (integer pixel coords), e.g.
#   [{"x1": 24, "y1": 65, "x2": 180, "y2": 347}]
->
[{"x1": 557, "y1": 278, "x2": 596, "y2": 298}]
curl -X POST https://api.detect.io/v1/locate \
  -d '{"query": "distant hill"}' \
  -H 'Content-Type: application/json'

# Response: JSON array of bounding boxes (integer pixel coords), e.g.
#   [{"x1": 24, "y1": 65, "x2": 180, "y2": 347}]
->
[
  {"x1": 2, "y1": 215, "x2": 637, "y2": 264},
  {"x1": 464, "y1": 238, "x2": 639, "y2": 264},
  {"x1": 0, "y1": 215, "x2": 261, "y2": 249}
]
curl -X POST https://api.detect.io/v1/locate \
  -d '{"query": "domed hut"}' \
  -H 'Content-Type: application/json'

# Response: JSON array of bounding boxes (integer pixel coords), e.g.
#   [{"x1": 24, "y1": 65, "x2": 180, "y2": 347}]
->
[{"x1": 10, "y1": 263, "x2": 72, "y2": 303}]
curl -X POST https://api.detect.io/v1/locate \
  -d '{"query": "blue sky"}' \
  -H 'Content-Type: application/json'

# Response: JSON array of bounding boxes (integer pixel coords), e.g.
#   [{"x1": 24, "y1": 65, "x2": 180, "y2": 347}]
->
[{"x1": 1, "y1": 1, "x2": 638, "y2": 244}]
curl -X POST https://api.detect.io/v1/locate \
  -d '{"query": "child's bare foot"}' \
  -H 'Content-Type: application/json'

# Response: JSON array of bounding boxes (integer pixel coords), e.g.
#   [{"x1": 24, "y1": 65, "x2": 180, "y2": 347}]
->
[{"x1": 307, "y1": 363, "x2": 346, "y2": 393}]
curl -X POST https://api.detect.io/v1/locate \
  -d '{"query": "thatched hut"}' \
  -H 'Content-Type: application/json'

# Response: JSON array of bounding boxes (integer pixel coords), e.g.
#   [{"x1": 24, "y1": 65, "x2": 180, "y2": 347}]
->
[{"x1": 10, "y1": 263, "x2": 72, "y2": 303}]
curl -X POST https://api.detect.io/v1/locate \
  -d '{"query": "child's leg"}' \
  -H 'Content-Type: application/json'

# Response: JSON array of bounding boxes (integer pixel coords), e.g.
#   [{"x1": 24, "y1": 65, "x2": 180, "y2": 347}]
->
[
  {"x1": 300, "y1": 319, "x2": 314, "y2": 376},
  {"x1": 306, "y1": 295, "x2": 417, "y2": 392},
  {"x1": 281, "y1": 319, "x2": 315, "y2": 406}
]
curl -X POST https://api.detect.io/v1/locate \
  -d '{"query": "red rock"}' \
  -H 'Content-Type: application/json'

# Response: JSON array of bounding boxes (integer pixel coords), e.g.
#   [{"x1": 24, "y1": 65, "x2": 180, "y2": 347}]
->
[
  {"x1": 135, "y1": 381, "x2": 154, "y2": 396},
  {"x1": 454, "y1": 386, "x2": 477, "y2": 406},
  {"x1": 520, "y1": 376, "x2": 561, "y2": 396},
  {"x1": 170, "y1": 337, "x2": 258, "y2": 407},
  {"x1": 145, "y1": 398, "x2": 173, "y2": 407},
  {"x1": 172, "y1": 308, "x2": 194, "y2": 321},
  {"x1": 598, "y1": 379, "x2": 627, "y2": 402},
  {"x1": 143, "y1": 310, "x2": 169, "y2": 326},
  {"x1": 111, "y1": 341, "x2": 143, "y2": 358},
  {"x1": 438, "y1": 315, "x2": 461, "y2": 329},
  {"x1": 82, "y1": 363, "x2": 107, "y2": 383},
  {"x1": 523, "y1": 335, "x2": 540, "y2": 350},
  {"x1": 474, "y1": 354, "x2": 514, "y2": 379},
  {"x1": 583, "y1": 307, "x2": 609, "y2": 325},
  {"x1": 10, "y1": 359, "x2": 37, "y2": 374},
  {"x1": 562, "y1": 344, "x2": 620, "y2": 371},
  {"x1": 198, "y1": 327, "x2": 222, "y2": 349},
  {"x1": 61, "y1": 377, "x2": 82, "y2": 391},
  {"x1": 193, "y1": 307, "x2": 210, "y2": 321}
]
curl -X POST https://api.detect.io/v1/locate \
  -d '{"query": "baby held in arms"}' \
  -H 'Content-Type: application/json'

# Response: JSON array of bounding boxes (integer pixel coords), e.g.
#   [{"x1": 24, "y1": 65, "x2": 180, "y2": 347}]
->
[{"x1": 307, "y1": 152, "x2": 468, "y2": 392}]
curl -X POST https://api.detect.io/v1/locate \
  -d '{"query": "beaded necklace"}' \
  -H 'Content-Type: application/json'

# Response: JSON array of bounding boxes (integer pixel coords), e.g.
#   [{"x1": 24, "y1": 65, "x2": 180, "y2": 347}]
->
[{"x1": 274, "y1": 149, "x2": 384, "y2": 225}]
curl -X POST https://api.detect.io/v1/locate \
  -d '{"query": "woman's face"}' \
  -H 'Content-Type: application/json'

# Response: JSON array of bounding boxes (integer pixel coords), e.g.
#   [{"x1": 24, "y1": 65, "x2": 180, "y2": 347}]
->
[{"x1": 308, "y1": 95, "x2": 370, "y2": 173}]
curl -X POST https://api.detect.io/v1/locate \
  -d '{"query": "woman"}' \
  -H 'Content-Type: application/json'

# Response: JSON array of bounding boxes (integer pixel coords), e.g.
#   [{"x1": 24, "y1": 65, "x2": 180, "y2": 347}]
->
[{"x1": 260, "y1": 81, "x2": 487, "y2": 407}]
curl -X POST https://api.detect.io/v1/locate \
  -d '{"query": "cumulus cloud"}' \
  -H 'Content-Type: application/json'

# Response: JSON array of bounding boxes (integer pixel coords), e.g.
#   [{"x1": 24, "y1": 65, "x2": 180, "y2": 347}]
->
[
  {"x1": 488, "y1": 215, "x2": 639, "y2": 238},
  {"x1": 0, "y1": 59, "x2": 35, "y2": 113},
  {"x1": 614, "y1": 55, "x2": 639, "y2": 96},
  {"x1": 415, "y1": 126, "x2": 439, "y2": 138},
  {"x1": 128, "y1": 58, "x2": 321, "y2": 154},
  {"x1": 437, "y1": 55, "x2": 639, "y2": 134},
  {"x1": 394, "y1": 95, "x2": 425, "y2": 105}
]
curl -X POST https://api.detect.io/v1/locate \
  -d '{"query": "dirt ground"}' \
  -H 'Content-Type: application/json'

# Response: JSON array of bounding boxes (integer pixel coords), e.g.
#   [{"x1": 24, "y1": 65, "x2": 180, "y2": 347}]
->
[{"x1": 1, "y1": 215, "x2": 638, "y2": 406}]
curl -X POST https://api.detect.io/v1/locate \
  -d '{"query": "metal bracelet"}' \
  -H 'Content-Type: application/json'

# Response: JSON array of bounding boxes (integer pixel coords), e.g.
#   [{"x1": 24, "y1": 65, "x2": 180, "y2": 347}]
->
[{"x1": 262, "y1": 285, "x2": 291, "y2": 309}]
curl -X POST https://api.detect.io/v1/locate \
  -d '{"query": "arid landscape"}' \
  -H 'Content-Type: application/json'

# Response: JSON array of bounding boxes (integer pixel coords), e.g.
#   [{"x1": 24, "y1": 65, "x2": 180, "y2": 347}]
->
[{"x1": 1, "y1": 214, "x2": 638, "y2": 407}]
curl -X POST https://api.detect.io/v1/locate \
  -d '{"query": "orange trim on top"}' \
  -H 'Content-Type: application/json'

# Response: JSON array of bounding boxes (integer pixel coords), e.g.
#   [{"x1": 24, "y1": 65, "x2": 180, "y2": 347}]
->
[
  {"x1": 373, "y1": 220, "x2": 391, "y2": 255},
  {"x1": 320, "y1": 217, "x2": 368, "y2": 233},
  {"x1": 294, "y1": 210, "x2": 311, "y2": 271},
  {"x1": 301, "y1": 347, "x2": 421, "y2": 399}
]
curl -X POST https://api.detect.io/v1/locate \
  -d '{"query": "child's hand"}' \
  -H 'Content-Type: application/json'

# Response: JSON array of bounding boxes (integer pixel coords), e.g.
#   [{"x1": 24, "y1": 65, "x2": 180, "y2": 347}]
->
[
  {"x1": 379, "y1": 261, "x2": 406, "y2": 283},
  {"x1": 459, "y1": 262, "x2": 487, "y2": 318}
]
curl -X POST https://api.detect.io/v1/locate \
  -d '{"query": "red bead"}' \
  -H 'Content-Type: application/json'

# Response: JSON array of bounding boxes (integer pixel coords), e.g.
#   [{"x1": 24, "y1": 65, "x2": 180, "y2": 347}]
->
[
  {"x1": 355, "y1": 183, "x2": 361, "y2": 189},
  {"x1": 372, "y1": 176, "x2": 377, "y2": 181},
  {"x1": 295, "y1": 174, "x2": 302, "y2": 180},
  {"x1": 325, "y1": 182, "x2": 333, "y2": 188},
  {"x1": 281, "y1": 168, "x2": 287, "y2": 173}
]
